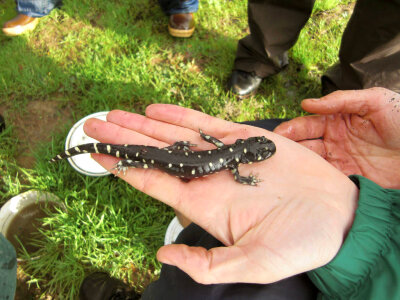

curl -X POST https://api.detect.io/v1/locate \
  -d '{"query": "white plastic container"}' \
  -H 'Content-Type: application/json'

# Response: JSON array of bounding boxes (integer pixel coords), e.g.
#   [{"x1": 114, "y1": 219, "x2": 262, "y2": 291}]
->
[
  {"x1": 0, "y1": 190, "x2": 65, "y2": 260},
  {"x1": 164, "y1": 216, "x2": 184, "y2": 245},
  {"x1": 65, "y1": 111, "x2": 110, "y2": 176}
]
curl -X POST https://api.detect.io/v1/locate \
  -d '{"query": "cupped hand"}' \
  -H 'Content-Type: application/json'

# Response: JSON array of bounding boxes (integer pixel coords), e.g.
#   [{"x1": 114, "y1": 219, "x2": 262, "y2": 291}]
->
[
  {"x1": 83, "y1": 104, "x2": 358, "y2": 285},
  {"x1": 274, "y1": 87, "x2": 400, "y2": 188}
]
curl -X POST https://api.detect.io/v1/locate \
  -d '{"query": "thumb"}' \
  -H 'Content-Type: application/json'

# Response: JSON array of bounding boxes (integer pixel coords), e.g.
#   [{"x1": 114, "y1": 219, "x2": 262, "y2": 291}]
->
[
  {"x1": 157, "y1": 244, "x2": 278, "y2": 284},
  {"x1": 301, "y1": 88, "x2": 388, "y2": 115}
]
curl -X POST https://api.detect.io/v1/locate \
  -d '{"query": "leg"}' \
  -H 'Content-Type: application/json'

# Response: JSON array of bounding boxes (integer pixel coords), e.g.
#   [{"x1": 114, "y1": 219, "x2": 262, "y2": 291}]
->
[
  {"x1": 229, "y1": 165, "x2": 260, "y2": 186},
  {"x1": 322, "y1": 0, "x2": 400, "y2": 94},
  {"x1": 163, "y1": 141, "x2": 196, "y2": 152},
  {"x1": 199, "y1": 129, "x2": 225, "y2": 148},
  {"x1": 114, "y1": 159, "x2": 154, "y2": 174},
  {"x1": 17, "y1": 0, "x2": 62, "y2": 18},
  {"x1": 158, "y1": 0, "x2": 199, "y2": 15},
  {"x1": 142, "y1": 224, "x2": 318, "y2": 300},
  {"x1": 234, "y1": 0, "x2": 315, "y2": 78}
]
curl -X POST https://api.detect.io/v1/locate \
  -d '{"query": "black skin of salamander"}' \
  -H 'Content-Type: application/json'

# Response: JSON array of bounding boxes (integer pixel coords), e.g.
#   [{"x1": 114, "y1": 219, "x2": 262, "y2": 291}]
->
[{"x1": 50, "y1": 130, "x2": 276, "y2": 186}]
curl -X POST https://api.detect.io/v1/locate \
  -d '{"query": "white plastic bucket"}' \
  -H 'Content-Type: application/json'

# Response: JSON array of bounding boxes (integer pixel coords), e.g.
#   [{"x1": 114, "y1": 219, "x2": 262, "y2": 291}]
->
[{"x1": 0, "y1": 190, "x2": 65, "y2": 261}]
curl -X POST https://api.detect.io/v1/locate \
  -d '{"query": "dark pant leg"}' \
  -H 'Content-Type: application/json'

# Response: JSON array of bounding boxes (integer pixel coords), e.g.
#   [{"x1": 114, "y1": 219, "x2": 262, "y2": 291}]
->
[
  {"x1": 142, "y1": 119, "x2": 316, "y2": 300},
  {"x1": 142, "y1": 224, "x2": 317, "y2": 300},
  {"x1": 322, "y1": 0, "x2": 400, "y2": 94},
  {"x1": 234, "y1": 0, "x2": 315, "y2": 78},
  {"x1": 241, "y1": 118, "x2": 289, "y2": 131}
]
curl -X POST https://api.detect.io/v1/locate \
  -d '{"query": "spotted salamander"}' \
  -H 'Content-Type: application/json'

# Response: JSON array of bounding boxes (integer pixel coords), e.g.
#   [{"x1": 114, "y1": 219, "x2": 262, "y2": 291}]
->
[{"x1": 50, "y1": 130, "x2": 276, "y2": 185}]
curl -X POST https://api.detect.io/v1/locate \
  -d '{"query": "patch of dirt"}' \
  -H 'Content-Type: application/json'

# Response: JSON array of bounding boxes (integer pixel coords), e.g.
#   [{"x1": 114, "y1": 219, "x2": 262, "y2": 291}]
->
[
  {"x1": 15, "y1": 266, "x2": 40, "y2": 300},
  {"x1": 7, "y1": 99, "x2": 73, "y2": 168}
]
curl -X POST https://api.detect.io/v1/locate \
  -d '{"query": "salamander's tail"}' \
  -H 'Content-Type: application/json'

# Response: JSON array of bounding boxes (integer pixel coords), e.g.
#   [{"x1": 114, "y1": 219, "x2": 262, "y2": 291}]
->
[{"x1": 49, "y1": 143, "x2": 130, "y2": 162}]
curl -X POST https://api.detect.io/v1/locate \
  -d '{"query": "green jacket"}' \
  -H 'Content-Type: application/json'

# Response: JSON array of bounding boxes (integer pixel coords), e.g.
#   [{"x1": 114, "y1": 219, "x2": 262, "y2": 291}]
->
[
  {"x1": 0, "y1": 233, "x2": 17, "y2": 300},
  {"x1": 308, "y1": 175, "x2": 400, "y2": 300}
]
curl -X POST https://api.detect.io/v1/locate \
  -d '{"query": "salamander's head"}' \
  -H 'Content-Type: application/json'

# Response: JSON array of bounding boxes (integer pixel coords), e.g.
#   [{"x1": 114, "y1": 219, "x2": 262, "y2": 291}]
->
[{"x1": 240, "y1": 136, "x2": 276, "y2": 163}]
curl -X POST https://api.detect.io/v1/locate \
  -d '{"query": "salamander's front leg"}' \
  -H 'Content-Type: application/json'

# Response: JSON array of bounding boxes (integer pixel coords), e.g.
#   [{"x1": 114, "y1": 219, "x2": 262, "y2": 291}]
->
[
  {"x1": 113, "y1": 159, "x2": 154, "y2": 175},
  {"x1": 163, "y1": 141, "x2": 196, "y2": 152},
  {"x1": 199, "y1": 129, "x2": 225, "y2": 148},
  {"x1": 229, "y1": 165, "x2": 261, "y2": 186}
]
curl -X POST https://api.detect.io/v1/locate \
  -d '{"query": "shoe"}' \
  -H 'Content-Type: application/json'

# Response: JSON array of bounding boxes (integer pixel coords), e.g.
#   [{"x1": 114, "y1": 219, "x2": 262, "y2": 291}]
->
[
  {"x1": 321, "y1": 64, "x2": 342, "y2": 95},
  {"x1": 227, "y1": 70, "x2": 263, "y2": 99},
  {"x1": 2, "y1": 14, "x2": 39, "y2": 36},
  {"x1": 168, "y1": 13, "x2": 195, "y2": 38},
  {"x1": 79, "y1": 272, "x2": 140, "y2": 300}
]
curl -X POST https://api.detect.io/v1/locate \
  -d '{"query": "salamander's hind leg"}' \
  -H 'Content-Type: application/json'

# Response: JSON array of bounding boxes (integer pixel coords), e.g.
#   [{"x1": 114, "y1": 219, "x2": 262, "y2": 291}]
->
[
  {"x1": 199, "y1": 129, "x2": 225, "y2": 148},
  {"x1": 228, "y1": 165, "x2": 261, "y2": 186},
  {"x1": 113, "y1": 159, "x2": 154, "y2": 175},
  {"x1": 163, "y1": 141, "x2": 196, "y2": 152}
]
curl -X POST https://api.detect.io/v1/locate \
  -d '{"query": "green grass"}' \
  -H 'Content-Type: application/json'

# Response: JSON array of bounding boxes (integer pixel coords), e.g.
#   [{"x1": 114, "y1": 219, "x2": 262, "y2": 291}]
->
[{"x1": 0, "y1": 0, "x2": 354, "y2": 298}]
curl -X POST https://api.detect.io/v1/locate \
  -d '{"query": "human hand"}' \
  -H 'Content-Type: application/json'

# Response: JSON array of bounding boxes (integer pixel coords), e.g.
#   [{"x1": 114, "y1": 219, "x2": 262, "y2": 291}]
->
[
  {"x1": 83, "y1": 104, "x2": 358, "y2": 285},
  {"x1": 274, "y1": 87, "x2": 400, "y2": 189}
]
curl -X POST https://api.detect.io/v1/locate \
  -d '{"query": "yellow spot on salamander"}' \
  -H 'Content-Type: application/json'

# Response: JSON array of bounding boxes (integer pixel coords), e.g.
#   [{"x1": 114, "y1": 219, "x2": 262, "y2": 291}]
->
[
  {"x1": 74, "y1": 147, "x2": 81, "y2": 152},
  {"x1": 107, "y1": 145, "x2": 111, "y2": 153}
]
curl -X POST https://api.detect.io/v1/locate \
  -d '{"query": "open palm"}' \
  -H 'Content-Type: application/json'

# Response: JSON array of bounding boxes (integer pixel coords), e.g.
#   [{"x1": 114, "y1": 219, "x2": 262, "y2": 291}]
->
[
  {"x1": 83, "y1": 104, "x2": 358, "y2": 285},
  {"x1": 275, "y1": 87, "x2": 400, "y2": 189}
]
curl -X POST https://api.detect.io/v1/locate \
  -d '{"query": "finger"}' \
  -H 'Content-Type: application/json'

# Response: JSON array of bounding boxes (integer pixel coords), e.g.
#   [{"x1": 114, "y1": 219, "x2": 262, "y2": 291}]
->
[
  {"x1": 83, "y1": 118, "x2": 168, "y2": 147},
  {"x1": 145, "y1": 104, "x2": 238, "y2": 137},
  {"x1": 157, "y1": 244, "x2": 279, "y2": 284},
  {"x1": 273, "y1": 115, "x2": 327, "y2": 141},
  {"x1": 106, "y1": 110, "x2": 218, "y2": 148},
  {"x1": 301, "y1": 87, "x2": 393, "y2": 115}
]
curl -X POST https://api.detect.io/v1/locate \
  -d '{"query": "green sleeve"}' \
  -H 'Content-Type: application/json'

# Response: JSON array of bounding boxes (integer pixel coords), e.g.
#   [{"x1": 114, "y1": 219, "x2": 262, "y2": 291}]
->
[
  {"x1": 308, "y1": 175, "x2": 400, "y2": 300},
  {"x1": 0, "y1": 233, "x2": 17, "y2": 300}
]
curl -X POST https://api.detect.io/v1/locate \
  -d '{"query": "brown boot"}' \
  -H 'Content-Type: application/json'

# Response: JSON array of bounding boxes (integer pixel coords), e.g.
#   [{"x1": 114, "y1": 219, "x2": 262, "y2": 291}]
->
[
  {"x1": 168, "y1": 13, "x2": 195, "y2": 38},
  {"x1": 2, "y1": 14, "x2": 39, "y2": 36}
]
